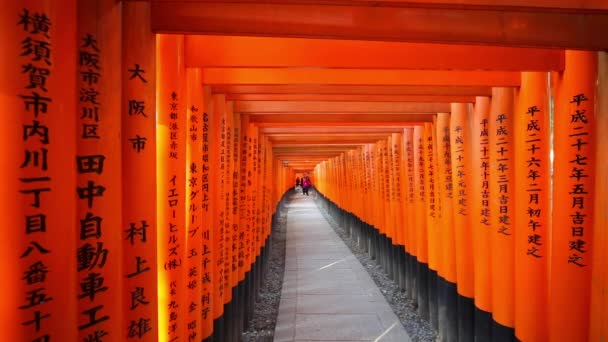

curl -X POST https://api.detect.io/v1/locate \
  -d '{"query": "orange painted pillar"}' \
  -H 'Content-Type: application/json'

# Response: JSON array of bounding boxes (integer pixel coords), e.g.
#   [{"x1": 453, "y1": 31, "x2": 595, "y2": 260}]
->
[
  {"x1": 549, "y1": 50, "x2": 598, "y2": 342},
  {"x1": 211, "y1": 94, "x2": 226, "y2": 334},
  {"x1": 513, "y1": 72, "x2": 549, "y2": 342},
  {"x1": 239, "y1": 115, "x2": 252, "y2": 281},
  {"x1": 392, "y1": 133, "x2": 405, "y2": 249},
  {"x1": 488, "y1": 87, "x2": 516, "y2": 339},
  {"x1": 184, "y1": 68, "x2": 205, "y2": 341},
  {"x1": 156, "y1": 34, "x2": 186, "y2": 342},
  {"x1": 224, "y1": 102, "x2": 234, "y2": 304},
  {"x1": 1, "y1": 2, "x2": 78, "y2": 340},
  {"x1": 199, "y1": 86, "x2": 215, "y2": 340},
  {"x1": 470, "y1": 96, "x2": 492, "y2": 339},
  {"x1": 424, "y1": 122, "x2": 439, "y2": 329},
  {"x1": 76, "y1": 0, "x2": 122, "y2": 339},
  {"x1": 222, "y1": 101, "x2": 234, "y2": 312},
  {"x1": 122, "y1": 2, "x2": 158, "y2": 340},
  {"x1": 436, "y1": 112, "x2": 457, "y2": 340},
  {"x1": 590, "y1": 51, "x2": 608, "y2": 342},
  {"x1": 450, "y1": 103, "x2": 475, "y2": 341},
  {"x1": 413, "y1": 125, "x2": 429, "y2": 321},
  {"x1": 404, "y1": 127, "x2": 418, "y2": 301}
]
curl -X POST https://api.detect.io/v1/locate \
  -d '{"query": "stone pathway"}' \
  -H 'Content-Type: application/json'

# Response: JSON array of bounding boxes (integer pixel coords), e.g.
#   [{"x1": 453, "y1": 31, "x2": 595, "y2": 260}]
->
[{"x1": 274, "y1": 194, "x2": 412, "y2": 342}]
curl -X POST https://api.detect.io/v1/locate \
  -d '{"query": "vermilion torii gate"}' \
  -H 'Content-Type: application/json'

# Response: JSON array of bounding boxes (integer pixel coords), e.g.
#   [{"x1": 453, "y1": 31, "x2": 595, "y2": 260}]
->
[{"x1": 1, "y1": 1, "x2": 607, "y2": 341}]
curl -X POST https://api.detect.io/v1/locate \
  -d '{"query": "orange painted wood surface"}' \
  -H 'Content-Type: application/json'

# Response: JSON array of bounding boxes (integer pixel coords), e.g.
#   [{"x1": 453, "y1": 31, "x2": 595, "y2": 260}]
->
[
  {"x1": 548, "y1": 50, "x2": 597, "y2": 342},
  {"x1": 185, "y1": 35, "x2": 564, "y2": 71},
  {"x1": 77, "y1": 0, "x2": 123, "y2": 339},
  {"x1": 121, "y1": 1, "x2": 158, "y2": 340},
  {"x1": 488, "y1": 87, "x2": 516, "y2": 329},
  {"x1": 156, "y1": 33, "x2": 187, "y2": 341},
  {"x1": 470, "y1": 96, "x2": 492, "y2": 314},
  {"x1": 1, "y1": 1, "x2": 78, "y2": 340},
  {"x1": 514, "y1": 72, "x2": 549, "y2": 342},
  {"x1": 152, "y1": 2, "x2": 608, "y2": 49}
]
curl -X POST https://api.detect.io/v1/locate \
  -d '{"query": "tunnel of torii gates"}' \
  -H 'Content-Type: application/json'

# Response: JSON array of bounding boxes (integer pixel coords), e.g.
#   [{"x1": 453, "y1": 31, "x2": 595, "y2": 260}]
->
[{"x1": 2, "y1": 0, "x2": 608, "y2": 342}]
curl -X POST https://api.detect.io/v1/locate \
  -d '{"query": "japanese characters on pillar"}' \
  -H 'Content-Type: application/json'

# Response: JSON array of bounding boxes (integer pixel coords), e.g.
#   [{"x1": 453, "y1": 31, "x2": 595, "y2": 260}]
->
[
  {"x1": 404, "y1": 128, "x2": 417, "y2": 258},
  {"x1": 392, "y1": 134, "x2": 404, "y2": 246},
  {"x1": 121, "y1": 1, "x2": 157, "y2": 340},
  {"x1": 76, "y1": 0, "x2": 123, "y2": 339},
  {"x1": 185, "y1": 68, "x2": 204, "y2": 342},
  {"x1": 479, "y1": 116, "x2": 491, "y2": 229},
  {"x1": 251, "y1": 126, "x2": 261, "y2": 262},
  {"x1": 489, "y1": 88, "x2": 515, "y2": 328},
  {"x1": 156, "y1": 34, "x2": 186, "y2": 342},
  {"x1": 437, "y1": 113, "x2": 455, "y2": 284},
  {"x1": 514, "y1": 72, "x2": 549, "y2": 342},
  {"x1": 212, "y1": 95, "x2": 226, "y2": 318},
  {"x1": 424, "y1": 123, "x2": 438, "y2": 272},
  {"x1": 239, "y1": 116, "x2": 250, "y2": 278},
  {"x1": 471, "y1": 97, "x2": 491, "y2": 314},
  {"x1": 222, "y1": 103, "x2": 233, "y2": 304},
  {"x1": 231, "y1": 111, "x2": 241, "y2": 283},
  {"x1": 7, "y1": 3, "x2": 78, "y2": 340},
  {"x1": 200, "y1": 86, "x2": 214, "y2": 340},
  {"x1": 523, "y1": 104, "x2": 545, "y2": 257},
  {"x1": 564, "y1": 95, "x2": 593, "y2": 266},
  {"x1": 450, "y1": 104, "x2": 474, "y2": 300},
  {"x1": 549, "y1": 51, "x2": 597, "y2": 341},
  {"x1": 413, "y1": 126, "x2": 428, "y2": 264}
]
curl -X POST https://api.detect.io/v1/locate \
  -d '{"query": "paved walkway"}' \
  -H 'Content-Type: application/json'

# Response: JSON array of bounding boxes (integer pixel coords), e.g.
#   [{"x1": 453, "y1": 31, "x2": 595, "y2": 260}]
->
[{"x1": 274, "y1": 193, "x2": 412, "y2": 342}]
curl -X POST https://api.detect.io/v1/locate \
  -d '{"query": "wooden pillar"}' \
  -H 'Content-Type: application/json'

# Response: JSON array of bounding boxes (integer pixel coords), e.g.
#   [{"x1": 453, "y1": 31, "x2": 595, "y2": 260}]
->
[
  {"x1": 121, "y1": 2, "x2": 158, "y2": 340},
  {"x1": 76, "y1": 0, "x2": 123, "y2": 340},
  {"x1": 590, "y1": 51, "x2": 608, "y2": 342},
  {"x1": 413, "y1": 125, "x2": 429, "y2": 321},
  {"x1": 184, "y1": 68, "x2": 205, "y2": 341},
  {"x1": 1, "y1": 1, "x2": 78, "y2": 340},
  {"x1": 514, "y1": 72, "x2": 549, "y2": 342},
  {"x1": 488, "y1": 87, "x2": 516, "y2": 339},
  {"x1": 549, "y1": 50, "x2": 598, "y2": 342},
  {"x1": 404, "y1": 127, "x2": 418, "y2": 301},
  {"x1": 424, "y1": 122, "x2": 439, "y2": 329},
  {"x1": 470, "y1": 96, "x2": 492, "y2": 340},
  {"x1": 156, "y1": 33, "x2": 186, "y2": 342},
  {"x1": 450, "y1": 103, "x2": 475, "y2": 341},
  {"x1": 212, "y1": 94, "x2": 226, "y2": 329},
  {"x1": 200, "y1": 86, "x2": 215, "y2": 340}
]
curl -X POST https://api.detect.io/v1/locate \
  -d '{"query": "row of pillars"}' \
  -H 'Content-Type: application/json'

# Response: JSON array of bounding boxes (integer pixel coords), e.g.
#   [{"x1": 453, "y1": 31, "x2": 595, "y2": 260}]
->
[
  {"x1": 312, "y1": 51, "x2": 608, "y2": 342},
  {"x1": 1, "y1": 1, "x2": 296, "y2": 341}
]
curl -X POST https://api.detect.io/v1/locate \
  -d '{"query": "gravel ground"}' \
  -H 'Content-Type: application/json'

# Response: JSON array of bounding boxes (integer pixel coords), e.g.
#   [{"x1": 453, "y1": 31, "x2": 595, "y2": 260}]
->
[
  {"x1": 242, "y1": 198, "x2": 288, "y2": 342},
  {"x1": 316, "y1": 198, "x2": 438, "y2": 342},
  {"x1": 241, "y1": 192, "x2": 436, "y2": 342}
]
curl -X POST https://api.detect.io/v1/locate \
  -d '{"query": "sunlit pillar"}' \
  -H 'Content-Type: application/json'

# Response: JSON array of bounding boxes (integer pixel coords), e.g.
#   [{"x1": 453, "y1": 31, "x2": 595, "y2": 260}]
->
[
  {"x1": 156, "y1": 33, "x2": 186, "y2": 342},
  {"x1": 77, "y1": 0, "x2": 123, "y2": 339},
  {"x1": 549, "y1": 50, "x2": 598, "y2": 342},
  {"x1": 450, "y1": 103, "x2": 475, "y2": 341},
  {"x1": 184, "y1": 67, "x2": 205, "y2": 341},
  {"x1": 488, "y1": 87, "x2": 516, "y2": 340},
  {"x1": 514, "y1": 72, "x2": 549, "y2": 342},
  {"x1": 590, "y1": 50, "x2": 608, "y2": 342},
  {"x1": 1, "y1": 1, "x2": 78, "y2": 340},
  {"x1": 470, "y1": 96, "x2": 492, "y2": 340}
]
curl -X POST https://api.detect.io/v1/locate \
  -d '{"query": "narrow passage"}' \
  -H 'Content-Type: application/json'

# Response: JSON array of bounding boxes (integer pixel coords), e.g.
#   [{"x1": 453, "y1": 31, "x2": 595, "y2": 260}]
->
[{"x1": 274, "y1": 193, "x2": 412, "y2": 342}]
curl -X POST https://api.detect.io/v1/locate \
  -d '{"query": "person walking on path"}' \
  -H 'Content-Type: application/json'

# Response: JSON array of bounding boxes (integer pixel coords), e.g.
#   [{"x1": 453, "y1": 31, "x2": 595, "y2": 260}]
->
[{"x1": 301, "y1": 175, "x2": 311, "y2": 196}]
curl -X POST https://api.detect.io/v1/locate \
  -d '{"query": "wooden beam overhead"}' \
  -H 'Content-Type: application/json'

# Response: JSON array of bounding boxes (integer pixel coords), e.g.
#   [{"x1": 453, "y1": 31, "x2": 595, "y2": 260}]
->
[
  {"x1": 226, "y1": 94, "x2": 475, "y2": 103},
  {"x1": 213, "y1": 85, "x2": 493, "y2": 96},
  {"x1": 260, "y1": 126, "x2": 406, "y2": 134},
  {"x1": 249, "y1": 113, "x2": 434, "y2": 123},
  {"x1": 234, "y1": 101, "x2": 450, "y2": 113},
  {"x1": 202, "y1": 68, "x2": 521, "y2": 87},
  {"x1": 185, "y1": 36, "x2": 564, "y2": 71},
  {"x1": 152, "y1": 1, "x2": 608, "y2": 11},
  {"x1": 152, "y1": 2, "x2": 608, "y2": 50}
]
